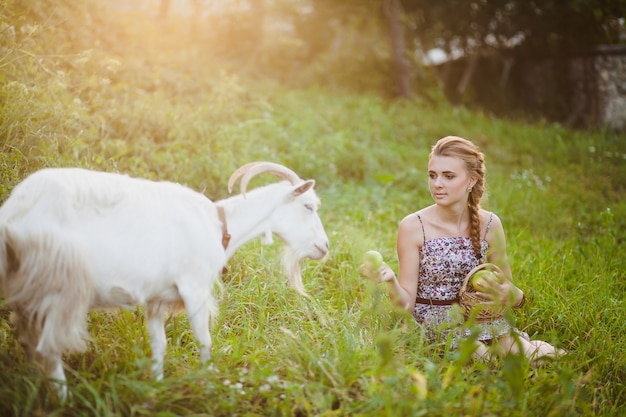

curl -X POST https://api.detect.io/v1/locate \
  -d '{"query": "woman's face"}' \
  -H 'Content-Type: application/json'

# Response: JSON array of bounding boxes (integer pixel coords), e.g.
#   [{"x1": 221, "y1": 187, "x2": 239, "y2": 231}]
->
[{"x1": 428, "y1": 155, "x2": 474, "y2": 207}]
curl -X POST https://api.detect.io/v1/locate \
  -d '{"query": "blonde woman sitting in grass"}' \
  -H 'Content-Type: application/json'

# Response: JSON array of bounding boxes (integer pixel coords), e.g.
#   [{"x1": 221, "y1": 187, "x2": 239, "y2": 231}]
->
[{"x1": 360, "y1": 136, "x2": 565, "y2": 365}]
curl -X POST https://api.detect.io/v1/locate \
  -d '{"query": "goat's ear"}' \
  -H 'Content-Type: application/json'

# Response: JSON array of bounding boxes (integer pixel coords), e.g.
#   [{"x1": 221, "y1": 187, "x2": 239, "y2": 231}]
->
[{"x1": 292, "y1": 180, "x2": 315, "y2": 196}]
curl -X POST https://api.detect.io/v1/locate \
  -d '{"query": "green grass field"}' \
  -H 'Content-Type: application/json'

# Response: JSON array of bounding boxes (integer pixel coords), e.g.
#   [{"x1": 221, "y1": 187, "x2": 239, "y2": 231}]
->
[{"x1": 0, "y1": 1, "x2": 625, "y2": 415}]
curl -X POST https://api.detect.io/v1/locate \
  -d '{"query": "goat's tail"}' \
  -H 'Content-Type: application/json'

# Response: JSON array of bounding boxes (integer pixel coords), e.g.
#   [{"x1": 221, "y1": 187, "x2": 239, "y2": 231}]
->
[{"x1": 0, "y1": 225, "x2": 94, "y2": 356}]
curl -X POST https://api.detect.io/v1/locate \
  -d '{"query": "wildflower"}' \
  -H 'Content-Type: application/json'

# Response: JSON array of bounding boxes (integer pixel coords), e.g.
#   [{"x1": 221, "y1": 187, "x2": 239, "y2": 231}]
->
[
  {"x1": 75, "y1": 49, "x2": 93, "y2": 66},
  {"x1": 104, "y1": 58, "x2": 121, "y2": 73},
  {"x1": 267, "y1": 375, "x2": 280, "y2": 384},
  {"x1": 20, "y1": 24, "x2": 36, "y2": 36},
  {"x1": 1, "y1": 24, "x2": 16, "y2": 42}
]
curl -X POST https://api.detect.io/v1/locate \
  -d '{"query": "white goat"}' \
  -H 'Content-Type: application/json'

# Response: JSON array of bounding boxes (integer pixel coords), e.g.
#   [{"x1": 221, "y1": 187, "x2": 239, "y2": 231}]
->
[{"x1": 0, "y1": 162, "x2": 329, "y2": 398}]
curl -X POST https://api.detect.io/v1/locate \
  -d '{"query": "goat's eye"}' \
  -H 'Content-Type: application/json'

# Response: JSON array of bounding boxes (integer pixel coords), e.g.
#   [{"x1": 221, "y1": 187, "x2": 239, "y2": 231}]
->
[{"x1": 304, "y1": 204, "x2": 314, "y2": 212}]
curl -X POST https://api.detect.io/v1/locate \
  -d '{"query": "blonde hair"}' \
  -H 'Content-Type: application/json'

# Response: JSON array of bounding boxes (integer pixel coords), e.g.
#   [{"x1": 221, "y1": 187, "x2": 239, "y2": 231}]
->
[{"x1": 430, "y1": 136, "x2": 486, "y2": 259}]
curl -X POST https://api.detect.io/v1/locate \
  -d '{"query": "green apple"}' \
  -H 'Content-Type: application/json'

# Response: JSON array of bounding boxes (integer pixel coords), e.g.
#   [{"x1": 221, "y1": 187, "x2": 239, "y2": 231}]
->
[
  {"x1": 470, "y1": 269, "x2": 499, "y2": 291},
  {"x1": 362, "y1": 250, "x2": 383, "y2": 269}
]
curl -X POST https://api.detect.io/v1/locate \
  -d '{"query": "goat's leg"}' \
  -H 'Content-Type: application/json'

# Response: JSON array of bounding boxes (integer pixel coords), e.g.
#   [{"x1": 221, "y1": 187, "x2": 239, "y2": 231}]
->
[
  {"x1": 189, "y1": 311, "x2": 212, "y2": 365},
  {"x1": 10, "y1": 310, "x2": 39, "y2": 362},
  {"x1": 43, "y1": 352, "x2": 67, "y2": 400},
  {"x1": 178, "y1": 289, "x2": 213, "y2": 365},
  {"x1": 146, "y1": 303, "x2": 168, "y2": 380},
  {"x1": 12, "y1": 310, "x2": 68, "y2": 399}
]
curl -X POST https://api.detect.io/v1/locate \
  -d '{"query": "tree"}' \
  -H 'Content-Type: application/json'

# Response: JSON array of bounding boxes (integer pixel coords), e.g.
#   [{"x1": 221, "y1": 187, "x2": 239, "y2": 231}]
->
[
  {"x1": 402, "y1": 0, "x2": 626, "y2": 58},
  {"x1": 384, "y1": 0, "x2": 412, "y2": 98}
]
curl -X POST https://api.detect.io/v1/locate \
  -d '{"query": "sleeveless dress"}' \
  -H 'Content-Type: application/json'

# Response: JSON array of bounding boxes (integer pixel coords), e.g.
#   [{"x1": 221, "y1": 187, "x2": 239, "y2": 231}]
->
[{"x1": 413, "y1": 213, "x2": 529, "y2": 347}]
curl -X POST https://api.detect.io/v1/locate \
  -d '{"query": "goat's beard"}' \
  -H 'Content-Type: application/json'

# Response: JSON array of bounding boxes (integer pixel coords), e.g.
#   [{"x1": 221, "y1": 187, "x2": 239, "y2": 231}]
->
[{"x1": 282, "y1": 247, "x2": 308, "y2": 297}]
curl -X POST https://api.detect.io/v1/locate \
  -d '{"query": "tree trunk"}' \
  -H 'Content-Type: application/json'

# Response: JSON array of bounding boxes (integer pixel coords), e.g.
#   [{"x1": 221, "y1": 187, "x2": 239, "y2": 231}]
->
[
  {"x1": 384, "y1": 0, "x2": 411, "y2": 98},
  {"x1": 457, "y1": 54, "x2": 479, "y2": 96}
]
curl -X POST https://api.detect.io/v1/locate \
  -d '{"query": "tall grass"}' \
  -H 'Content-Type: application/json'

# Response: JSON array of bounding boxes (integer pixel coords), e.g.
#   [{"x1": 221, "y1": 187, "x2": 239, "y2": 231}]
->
[{"x1": 1, "y1": 1, "x2": 625, "y2": 416}]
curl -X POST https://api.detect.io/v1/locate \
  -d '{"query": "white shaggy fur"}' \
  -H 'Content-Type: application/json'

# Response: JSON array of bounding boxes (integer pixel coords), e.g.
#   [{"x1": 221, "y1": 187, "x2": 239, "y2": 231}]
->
[{"x1": 0, "y1": 163, "x2": 329, "y2": 398}]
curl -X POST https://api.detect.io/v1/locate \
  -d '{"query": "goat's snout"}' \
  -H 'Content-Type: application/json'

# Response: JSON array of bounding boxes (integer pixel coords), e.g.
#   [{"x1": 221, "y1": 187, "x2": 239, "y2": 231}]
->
[{"x1": 313, "y1": 239, "x2": 330, "y2": 260}]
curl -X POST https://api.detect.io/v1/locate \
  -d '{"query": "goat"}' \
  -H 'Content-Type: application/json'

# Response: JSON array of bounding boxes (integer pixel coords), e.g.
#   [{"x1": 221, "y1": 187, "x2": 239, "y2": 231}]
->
[{"x1": 0, "y1": 162, "x2": 329, "y2": 399}]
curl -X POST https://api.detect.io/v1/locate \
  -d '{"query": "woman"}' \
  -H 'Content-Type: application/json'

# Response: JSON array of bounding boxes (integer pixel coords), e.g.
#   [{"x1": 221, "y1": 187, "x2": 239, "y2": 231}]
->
[{"x1": 364, "y1": 136, "x2": 564, "y2": 363}]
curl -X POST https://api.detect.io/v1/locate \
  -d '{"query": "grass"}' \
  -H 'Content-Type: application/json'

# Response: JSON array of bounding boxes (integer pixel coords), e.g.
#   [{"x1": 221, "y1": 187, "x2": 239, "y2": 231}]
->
[{"x1": 1, "y1": 1, "x2": 625, "y2": 415}]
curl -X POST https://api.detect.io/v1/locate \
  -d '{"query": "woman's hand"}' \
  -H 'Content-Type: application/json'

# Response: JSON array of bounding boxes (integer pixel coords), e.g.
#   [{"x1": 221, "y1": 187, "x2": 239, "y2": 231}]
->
[
  {"x1": 379, "y1": 263, "x2": 395, "y2": 283},
  {"x1": 359, "y1": 261, "x2": 414, "y2": 311},
  {"x1": 358, "y1": 262, "x2": 395, "y2": 283},
  {"x1": 475, "y1": 270, "x2": 523, "y2": 308}
]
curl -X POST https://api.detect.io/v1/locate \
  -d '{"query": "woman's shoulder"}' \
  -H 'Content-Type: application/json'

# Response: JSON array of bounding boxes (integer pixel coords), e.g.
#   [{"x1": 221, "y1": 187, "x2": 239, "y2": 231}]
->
[
  {"x1": 478, "y1": 209, "x2": 502, "y2": 224},
  {"x1": 398, "y1": 208, "x2": 430, "y2": 243},
  {"x1": 399, "y1": 205, "x2": 434, "y2": 227},
  {"x1": 479, "y1": 209, "x2": 505, "y2": 238},
  {"x1": 479, "y1": 209, "x2": 492, "y2": 222},
  {"x1": 399, "y1": 210, "x2": 424, "y2": 230},
  {"x1": 413, "y1": 205, "x2": 436, "y2": 219}
]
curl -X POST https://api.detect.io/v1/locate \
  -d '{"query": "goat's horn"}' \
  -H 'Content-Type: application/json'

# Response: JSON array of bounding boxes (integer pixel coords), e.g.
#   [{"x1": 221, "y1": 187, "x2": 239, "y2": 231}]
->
[{"x1": 228, "y1": 162, "x2": 301, "y2": 195}]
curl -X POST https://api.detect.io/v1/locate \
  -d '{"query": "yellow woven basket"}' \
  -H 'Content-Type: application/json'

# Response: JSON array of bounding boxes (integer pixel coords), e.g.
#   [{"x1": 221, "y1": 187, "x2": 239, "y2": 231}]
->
[{"x1": 459, "y1": 263, "x2": 506, "y2": 323}]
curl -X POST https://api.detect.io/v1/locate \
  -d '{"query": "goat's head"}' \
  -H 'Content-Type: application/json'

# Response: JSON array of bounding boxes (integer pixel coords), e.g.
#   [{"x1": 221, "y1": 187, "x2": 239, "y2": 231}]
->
[{"x1": 228, "y1": 162, "x2": 330, "y2": 295}]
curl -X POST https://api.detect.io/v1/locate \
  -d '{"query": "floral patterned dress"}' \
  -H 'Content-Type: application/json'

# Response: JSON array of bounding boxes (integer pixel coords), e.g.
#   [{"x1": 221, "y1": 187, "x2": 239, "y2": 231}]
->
[{"x1": 413, "y1": 214, "x2": 529, "y2": 346}]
